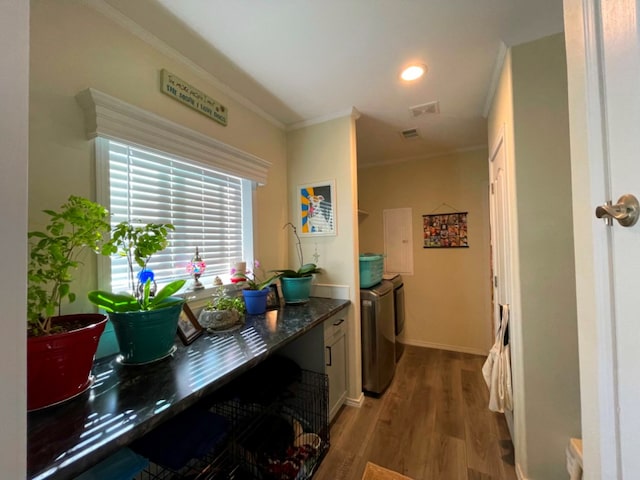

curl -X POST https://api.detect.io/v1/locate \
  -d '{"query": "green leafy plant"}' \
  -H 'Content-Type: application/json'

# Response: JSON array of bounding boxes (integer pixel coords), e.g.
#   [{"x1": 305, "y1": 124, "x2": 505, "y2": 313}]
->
[
  {"x1": 27, "y1": 195, "x2": 111, "y2": 336},
  {"x1": 101, "y1": 222, "x2": 175, "y2": 296},
  {"x1": 204, "y1": 285, "x2": 246, "y2": 314},
  {"x1": 88, "y1": 221, "x2": 185, "y2": 313},
  {"x1": 233, "y1": 259, "x2": 279, "y2": 290},
  {"x1": 273, "y1": 222, "x2": 323, "y2": 279}
]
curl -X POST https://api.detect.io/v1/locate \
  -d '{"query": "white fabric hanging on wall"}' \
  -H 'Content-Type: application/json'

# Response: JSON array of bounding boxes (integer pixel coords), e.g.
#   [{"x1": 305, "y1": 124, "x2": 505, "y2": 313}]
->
[{"x1": 482, "y1": 304, "x2": 513, "y2": 412}]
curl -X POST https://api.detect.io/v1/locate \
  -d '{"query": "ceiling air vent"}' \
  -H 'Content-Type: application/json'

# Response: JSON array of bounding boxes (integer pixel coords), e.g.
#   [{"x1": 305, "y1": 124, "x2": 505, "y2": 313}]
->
[
  {"x1": 409, "y1": 101, "x2": 440, "y2": 117},
  {"x1": 400, "y1": 128, "x2": 420, "y2": 140}
]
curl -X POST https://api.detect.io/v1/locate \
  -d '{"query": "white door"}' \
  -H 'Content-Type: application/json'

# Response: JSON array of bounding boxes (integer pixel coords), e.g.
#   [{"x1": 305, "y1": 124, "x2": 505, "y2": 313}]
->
[
  {"x1": 565, "y1": 0, "x2": 640, "y2": 477},
  {"x1": 489, "y1": 128, "x2": 512, "y2": 336}
]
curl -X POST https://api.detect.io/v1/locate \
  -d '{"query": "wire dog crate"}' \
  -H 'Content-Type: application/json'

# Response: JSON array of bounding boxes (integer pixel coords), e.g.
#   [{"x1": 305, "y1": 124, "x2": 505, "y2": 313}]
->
[
  {"x1": 136, "y1": 365, "x2": 329, "y2": 480},
  {"x1": 223, "y1": 369, "x2": 329, "y2": 480},
  {"x1": 137, "y1": 449, "x2": 237, "y2": 480}
]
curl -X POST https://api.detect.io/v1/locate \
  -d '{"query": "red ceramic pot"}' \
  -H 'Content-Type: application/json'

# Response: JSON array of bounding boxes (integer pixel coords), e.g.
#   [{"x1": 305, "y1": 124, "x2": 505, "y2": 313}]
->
[{"x1": 27, "y1": 314, "x2": 107, "y2": 411}]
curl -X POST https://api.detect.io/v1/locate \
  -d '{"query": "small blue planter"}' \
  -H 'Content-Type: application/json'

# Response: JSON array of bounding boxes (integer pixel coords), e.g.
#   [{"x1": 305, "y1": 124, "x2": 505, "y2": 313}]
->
[
  {"x1": 242, "y1": 288, "x2": 269, "y2": 315},
  {"x1": 280, "y1": 276, "x2": 313, "y2": 304}
]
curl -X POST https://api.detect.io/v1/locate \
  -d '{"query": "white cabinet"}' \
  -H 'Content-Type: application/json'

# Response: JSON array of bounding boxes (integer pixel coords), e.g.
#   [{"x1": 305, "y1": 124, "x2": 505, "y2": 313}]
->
[{"x1": 324, "y1": 314, "x2": 347, "y2": 421}]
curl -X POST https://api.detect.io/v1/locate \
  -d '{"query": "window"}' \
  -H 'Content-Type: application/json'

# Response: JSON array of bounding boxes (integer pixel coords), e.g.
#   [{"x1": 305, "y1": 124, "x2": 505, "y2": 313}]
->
[
  {"x1": 97, "y1": 138, "x2": 253, "y2": 293},
  {"x1": 78, "y1": 88, "x2": 271, "y2": 293}
]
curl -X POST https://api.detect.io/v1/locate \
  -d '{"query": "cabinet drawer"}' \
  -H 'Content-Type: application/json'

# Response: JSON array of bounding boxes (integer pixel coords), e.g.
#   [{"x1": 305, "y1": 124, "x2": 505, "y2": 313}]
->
[{"x1": 324, "y1": 315, "x2": 347, "y2": 342}]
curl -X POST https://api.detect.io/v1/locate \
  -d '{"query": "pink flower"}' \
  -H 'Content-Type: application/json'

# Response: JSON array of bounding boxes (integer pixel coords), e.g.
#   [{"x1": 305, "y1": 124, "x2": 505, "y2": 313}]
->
[{"x1": 234, "y1": 259, "x2": 277, "y2": 290}]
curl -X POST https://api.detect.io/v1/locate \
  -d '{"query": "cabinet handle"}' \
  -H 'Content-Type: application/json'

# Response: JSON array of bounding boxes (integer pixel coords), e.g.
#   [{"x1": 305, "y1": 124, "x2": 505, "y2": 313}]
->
[
  {"x1": 333, "y1": 318, "x2": 344, "y2": 326},
  {"x1": 326, "y1": 346, "x2": 332, "y2": 367}
]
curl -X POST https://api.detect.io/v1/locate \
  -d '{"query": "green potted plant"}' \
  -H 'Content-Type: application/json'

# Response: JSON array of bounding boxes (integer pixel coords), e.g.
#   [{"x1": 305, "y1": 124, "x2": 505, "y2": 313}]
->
[
  {"x1": 197, "y1": 285, "x2": 246, "y2": 331},
  {"x1": 234, "y1": 260, "x2": 279, "y2": 314},
  {"x1": 273, "y1": 223, "x2": 323, "y2": 304},
  {"x1": 88, "y1": 222, "x2": 186, "y2": 365},
  {"x1": 27, "y1": 195, "x2": 111, "y2": 410}
]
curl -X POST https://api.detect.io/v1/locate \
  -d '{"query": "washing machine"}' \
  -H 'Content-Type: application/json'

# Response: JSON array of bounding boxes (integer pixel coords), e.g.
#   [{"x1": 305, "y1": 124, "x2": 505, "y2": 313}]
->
[{"x1": 360, "y1": 280, "x2": 395, "y2": 394}]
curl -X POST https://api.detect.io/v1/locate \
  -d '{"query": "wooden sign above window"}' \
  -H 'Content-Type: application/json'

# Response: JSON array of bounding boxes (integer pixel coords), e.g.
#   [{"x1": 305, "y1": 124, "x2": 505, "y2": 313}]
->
[{"x1": 160, "y1": 69, "x2": 228, "y2": 126}]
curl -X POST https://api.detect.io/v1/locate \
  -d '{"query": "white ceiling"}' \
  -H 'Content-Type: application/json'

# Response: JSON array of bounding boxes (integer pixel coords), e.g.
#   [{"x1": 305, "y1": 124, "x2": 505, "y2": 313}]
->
[{"x1": 104, "y1": 0, "x2": 564, "y2": 166}]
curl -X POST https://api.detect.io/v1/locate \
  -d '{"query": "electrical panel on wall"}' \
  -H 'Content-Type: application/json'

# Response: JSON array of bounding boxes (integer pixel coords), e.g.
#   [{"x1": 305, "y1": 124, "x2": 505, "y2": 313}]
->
[{"x1": 383, "y1": 208, "x2": 414, "y2": 275}]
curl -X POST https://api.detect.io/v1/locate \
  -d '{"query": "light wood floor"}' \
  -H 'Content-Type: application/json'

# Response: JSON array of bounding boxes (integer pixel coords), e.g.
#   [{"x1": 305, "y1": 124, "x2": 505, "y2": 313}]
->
[{"x1": 314, "y1": 345, "x2": 517, "y2": 480}]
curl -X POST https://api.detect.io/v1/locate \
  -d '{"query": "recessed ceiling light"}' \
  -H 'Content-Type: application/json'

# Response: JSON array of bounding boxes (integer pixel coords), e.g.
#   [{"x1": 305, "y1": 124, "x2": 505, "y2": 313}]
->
[{"x1": 400, "y1": 64, "x2": 427, "y2": 81}]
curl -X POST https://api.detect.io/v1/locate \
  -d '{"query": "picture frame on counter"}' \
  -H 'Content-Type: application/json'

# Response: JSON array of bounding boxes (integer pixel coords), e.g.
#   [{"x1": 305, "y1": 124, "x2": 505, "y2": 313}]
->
[
  {"x1": 177, "y1": 303, "x2": 203, "y2": 345},
  {"x1": 266, "y1": 283, "x2": 281, "y2": 310}
]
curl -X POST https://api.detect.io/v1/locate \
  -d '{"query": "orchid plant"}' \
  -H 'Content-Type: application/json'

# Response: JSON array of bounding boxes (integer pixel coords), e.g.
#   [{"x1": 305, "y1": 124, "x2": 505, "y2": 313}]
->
[
  {"x1": 88, "y1": 221, "x2": 186, "y2": 313},
  {"x1": 273, "y1": 223, "x2": 322, "y2": 278},
  {"x1": 233, "y1": 260, "x2": 278, "y2": 291}
]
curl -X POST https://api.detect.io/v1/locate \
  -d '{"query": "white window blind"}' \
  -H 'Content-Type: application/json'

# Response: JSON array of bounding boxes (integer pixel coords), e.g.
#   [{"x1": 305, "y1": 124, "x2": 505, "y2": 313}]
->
[{"x1": 106, "y1": 140, "x2": 246, "y2": 293}]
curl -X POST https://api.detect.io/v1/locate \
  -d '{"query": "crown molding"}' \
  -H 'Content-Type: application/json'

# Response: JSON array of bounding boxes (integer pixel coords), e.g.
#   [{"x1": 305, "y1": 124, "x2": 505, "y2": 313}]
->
[
  {"x1": 287, "y1": 107, "x2": 361, "y2": 131},
  {"x1": 85, "y1": 0, "x2": 285, "y2": 130},
  {"x1": 77, "y1": 88, "x2": 272, "y2": 185},
  {"x1": 483, "y1": 41, "x2": 508, "y2": 118}
]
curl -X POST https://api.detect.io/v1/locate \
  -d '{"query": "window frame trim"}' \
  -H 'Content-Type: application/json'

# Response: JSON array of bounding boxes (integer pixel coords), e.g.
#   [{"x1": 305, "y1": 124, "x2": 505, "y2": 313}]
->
[
  {"x1": 77, "y1": 87, "x2": 271, "y2": 185},
  {"x1": 76, "y1": 87, "x2": 266, "y2": 293}
]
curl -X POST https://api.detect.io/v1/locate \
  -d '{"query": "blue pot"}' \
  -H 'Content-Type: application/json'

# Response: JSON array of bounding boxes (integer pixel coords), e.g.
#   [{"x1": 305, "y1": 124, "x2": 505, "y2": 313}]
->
[
  {"x1": 280, "y1": 276, "x2": 313, "y2": 304},
  {"x1": 242, "y1": 288, "x2": 269, "y2": 315},
  {"x1": 108, "y1": 298, "x2": 184, "y2": 365}
]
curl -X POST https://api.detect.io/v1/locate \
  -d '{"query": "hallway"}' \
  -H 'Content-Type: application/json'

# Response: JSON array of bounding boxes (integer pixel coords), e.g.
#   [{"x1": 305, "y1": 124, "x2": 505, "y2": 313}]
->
[{"x1": 315, "y1": 346, "x2": 516, "y2": 479}]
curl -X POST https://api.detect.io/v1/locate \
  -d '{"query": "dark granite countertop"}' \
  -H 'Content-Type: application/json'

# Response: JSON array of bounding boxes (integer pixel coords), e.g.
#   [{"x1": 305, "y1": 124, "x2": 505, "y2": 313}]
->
[{"x1": 27, "y1": 297, "x2": 350, "y2": 480}]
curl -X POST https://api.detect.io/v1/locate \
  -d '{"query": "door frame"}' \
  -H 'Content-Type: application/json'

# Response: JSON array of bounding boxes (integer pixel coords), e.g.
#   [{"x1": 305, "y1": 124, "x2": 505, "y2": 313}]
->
[
  {"x1": 488, "y1": 125, "x2": 512, "y2": 335},
  {"x1": 488, "y1": 124, "x2": 520, "y2": 450},
  {"x1": 564, "y1": 0, "x2": 622, "y2": 476}
]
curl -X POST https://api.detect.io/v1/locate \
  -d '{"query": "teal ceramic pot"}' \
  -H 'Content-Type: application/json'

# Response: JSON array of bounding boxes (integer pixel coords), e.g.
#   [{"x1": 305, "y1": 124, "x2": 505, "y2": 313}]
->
[
  {"x1": 108, "y1": 298, "x2": 184, "y2": 365},
  {"x1": 242, "y1": 288, "x2": 269, "y2": 315},
  {"x1": 280, "y1": 276, "x2": 313, "y2": 304}
]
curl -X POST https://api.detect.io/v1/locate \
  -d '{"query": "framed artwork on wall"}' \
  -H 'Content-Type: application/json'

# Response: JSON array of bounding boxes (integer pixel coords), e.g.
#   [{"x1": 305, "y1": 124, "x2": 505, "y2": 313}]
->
[
  {"x1": 423, "y1": 212, "x2": 469, "y2": 248},
  {"x1": 298, "y1": 179, "x2": 337, "y2": 236}
]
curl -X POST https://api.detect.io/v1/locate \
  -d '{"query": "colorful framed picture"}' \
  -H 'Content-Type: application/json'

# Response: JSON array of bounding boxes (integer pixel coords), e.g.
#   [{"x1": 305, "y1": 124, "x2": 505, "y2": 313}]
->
[
  {"x1": 422, "y1": 212, "x2": 469, "y2": 248},
  {"x1": 298, "y1": 179, "x2": 336, "y2": 236},
  {"x1": 177, "y1": 303, "x2": 203, "y2": 345}
]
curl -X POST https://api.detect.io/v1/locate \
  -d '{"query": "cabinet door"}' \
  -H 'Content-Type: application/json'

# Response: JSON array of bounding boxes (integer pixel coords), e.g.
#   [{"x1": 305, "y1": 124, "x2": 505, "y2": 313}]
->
[{"x1": 325, "y1": 330, "x2": 347, "y2": 421}]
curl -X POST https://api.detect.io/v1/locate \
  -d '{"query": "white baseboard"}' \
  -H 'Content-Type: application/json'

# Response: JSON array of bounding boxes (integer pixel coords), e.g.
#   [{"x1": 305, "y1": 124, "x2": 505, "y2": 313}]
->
[
  {"x1": 345, "y1": 392, "x2": 365, "y2": 408},
  {"x1": 402, "y1": 338, "x2": 488, "y2": 356}
]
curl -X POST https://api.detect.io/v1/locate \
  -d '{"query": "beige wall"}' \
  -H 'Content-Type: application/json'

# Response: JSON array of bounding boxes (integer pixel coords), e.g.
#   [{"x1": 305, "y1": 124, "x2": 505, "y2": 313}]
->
[
  {"x1": 29, "y1": 2, "x2": 288, "y2": 313},
  {"x1": 488, "y1": 33, "x2": 581, "y2": 479},
  {"x1": 0, "y1": 1, "x2": 28, "y2": 477},
  {"x1": 286, "y1": 115, "x2": 362, "y2": 400},
  {"x1": 358, "y1": 149, "x2": 493, "y2": 354}
]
